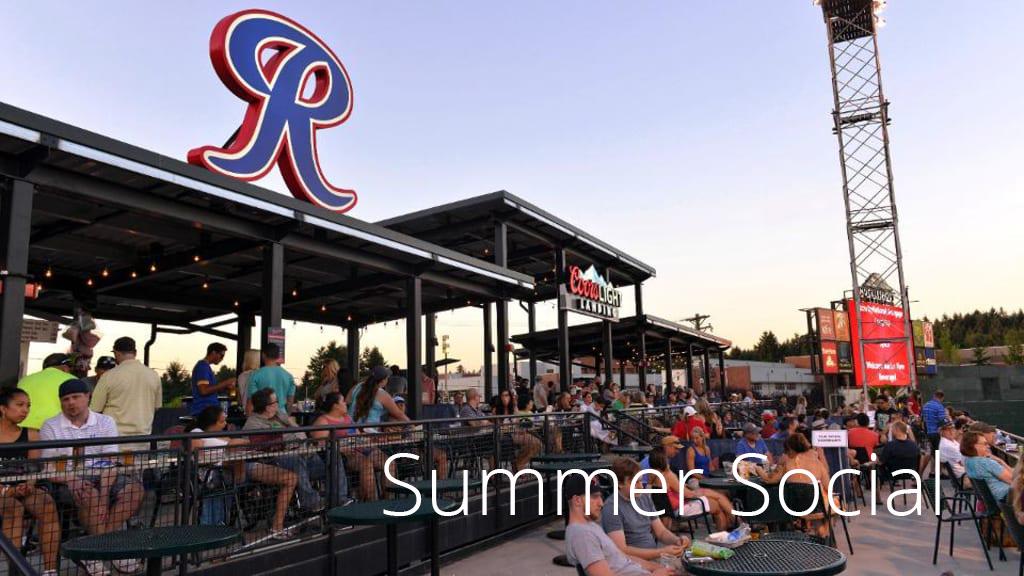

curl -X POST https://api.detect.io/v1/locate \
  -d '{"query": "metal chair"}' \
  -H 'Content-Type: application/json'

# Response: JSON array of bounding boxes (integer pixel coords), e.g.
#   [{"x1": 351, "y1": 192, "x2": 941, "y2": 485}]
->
[
  {"x1": 923, "y1": 480, "x2": 993, "y2": 570},
  {"x1": 996, "y1": 501, "x2": 1023, "y2": 576},
  {"x1": 974, "y1": 481, "x2": 1009, "y2": 562}
]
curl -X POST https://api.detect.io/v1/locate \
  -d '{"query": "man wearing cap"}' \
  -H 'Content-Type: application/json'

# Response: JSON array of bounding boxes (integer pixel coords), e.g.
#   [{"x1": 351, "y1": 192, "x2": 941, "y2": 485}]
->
[
  {"x1": 735, "y1": 422, "x2": 773, "y2": 464},
  {"x1": 563, "y1": 474, "x2": 676, "y2": 576},
  {"x1": 86, "y1": 356, "x2": 117, "y2": 390},
  {"x1": 671, "y1": 405, "x2": 707, "y2": 442},
  {"x1": 192, "y1": 342, "x2": 236, "y2": 416},
  {"x1": 39, "y1": 379, "x2": 144, "y2": 572},
  {"x1": 17, "y1": 353, "x2": 75, "y2": 430},
  {"x1": 638, "y1": 436, "x2": 683, "y2": 487},
  {"x1": 90, "y1": 337, "x2": 162, "y2": 439},
  {"x1": 937, "y1": 418, "x2": 967, "y2": 482}
]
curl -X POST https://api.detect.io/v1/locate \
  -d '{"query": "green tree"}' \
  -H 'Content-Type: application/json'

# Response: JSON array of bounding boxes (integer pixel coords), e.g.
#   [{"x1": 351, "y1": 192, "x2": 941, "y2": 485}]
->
[
  {"x1": 358, "y1": 346, "x2": 386, "y2": 378},
  {"x1": 1006, "y1": 329, "x2": 1024, "y2": 366},
  {"x1": 161, "y1": 360, "x2": 191, "y2": 406},
  {"x1": 939, "y1": 332, "x2": 959, "y2": 366},
  {"x1": 215, "y1": 365, "x2": 236, "y2": 383},
  {"x1": 971, "y1": 346, "x2": 991, "y2": 366},
  {"x1": 301, "y1": 341, "x2": 348, "y2": 390},
  {"x1": 754, "y1": 331, "x2": 782, "y2": 362}
]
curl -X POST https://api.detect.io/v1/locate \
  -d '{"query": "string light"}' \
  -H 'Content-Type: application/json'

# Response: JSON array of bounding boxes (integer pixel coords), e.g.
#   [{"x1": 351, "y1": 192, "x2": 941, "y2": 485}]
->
[
  {"x1": 86, "y1": 278, "x2": 93, "y2": 287},
  {"x1": 130, "y1": 271, "x2": 138, "y2": 279},
  {"x1": 101, "y1": 267, "x2": 109, "y2": 278},
  {"x1": 233, "y1": 300, "x2": 239, "y2": 307},
  {"x1": 320, "y1": 304, "x2": 327, "y2": 312},
  {"x1": 193, "y1": 254, "x2": 201, "y2": 263},
  {"x1": 201, "y1": 278, "x2": 209, "y2": 290},
  {"x1": 44, "y1": 267, "x2": 53, "y2": 279},
  {"x1": 149, "y1": 263, "x2": 157, "y2": 272}
]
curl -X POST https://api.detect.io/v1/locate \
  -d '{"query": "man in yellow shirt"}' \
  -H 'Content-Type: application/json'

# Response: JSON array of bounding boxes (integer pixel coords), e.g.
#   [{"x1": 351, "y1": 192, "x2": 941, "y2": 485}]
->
[
  {"x1": 90, "y1": 337, "x2": 163, "y2": 439},
  {"x1": 17, "y1": 353, "x2": 75, "y2": 429}
]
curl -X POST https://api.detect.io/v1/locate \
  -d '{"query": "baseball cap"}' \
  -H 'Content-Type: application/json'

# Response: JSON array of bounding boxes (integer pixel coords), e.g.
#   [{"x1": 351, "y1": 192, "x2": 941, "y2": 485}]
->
[
  {"x1": 811, "y1": 418, "x2": 827, "y2": 430},
  {"x1": 393, "y1": 395, "x2": 406, "y2": 404},
  {"x1": 112, "y1": 336, "x2": 136, "y2": 352},
  {"x1": 561, "y1": 474, "x2": 599, "y2": 502},
  {"x1": 95, "y1": 356, "x2": 117, "y2": 370},
  {"x1": 683, "y1": 406, "x2": 697, "y2": 417},
  {"x1": 762, "y1": 411, "x2": 776, "y2": 421},
  {"x1": 939, "y1": 418, "x2": 955, "y2": 430},
  {"x1": 660, "y1": 435, "x2": 683, "y2": 449},
  {"x1": 42, "y1": 353, "x2": 73, "y2": 369},
  {"x1": 58, "y1": 379, "x2": 90, "y2": 398},
  {"x1": 371, "y1": 365, "x2": 390, "y2": 382},
  {"x1": 742, "y1": 422, "x2": 762, "y2": 434}
]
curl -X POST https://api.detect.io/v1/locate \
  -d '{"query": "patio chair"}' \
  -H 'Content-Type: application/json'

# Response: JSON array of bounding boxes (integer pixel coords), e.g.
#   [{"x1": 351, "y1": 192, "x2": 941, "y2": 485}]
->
[
  {"x1": 973, "y1": 481, "x2": 1009, "y2": 562},
  {"x1": 996, "y1": 501, "x2": 1023, "y2": 576},
  {"x1": 650, "y1": 492, "x2": 712, "y2": 539},
  {"x1": 942, "y1": 461, "x2": 973, "y2": 515},
  {"x1": 777, "y1": 482, "x2": 853, "y2": 555},
  {"x1": 923, "y1": 480, "x2": 993, "y2": 570}
]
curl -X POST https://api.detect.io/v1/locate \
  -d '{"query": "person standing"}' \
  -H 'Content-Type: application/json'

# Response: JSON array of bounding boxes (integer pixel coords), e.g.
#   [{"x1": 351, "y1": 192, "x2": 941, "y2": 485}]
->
[
  {"x1": 86, "y1": 356, "x2": 117, "y2": 391},
  {"x1": 922, "y1": 390, "x2": 946, "y2": 451},
  {"x1": 90, "y1": 336, "x2": 162, "y2": 438},
  {"x1": 386, "y1": 365, "x2": 407, "y2": 396},
  {"x1": 191, "y1": 343, "x2": 235, "y2": 417},
  {"x1": 17, "y1": 353, "x2": 75, "y2": 430},
  {"x1": 533, "y1": 376, "x2": 550, "y2": 411},
  {"x1": 235, "y1": 349, "x2": 261, "y2": 413},
  {"x1": 247, "y1": 343, "x2": 295, "y2": 417}
]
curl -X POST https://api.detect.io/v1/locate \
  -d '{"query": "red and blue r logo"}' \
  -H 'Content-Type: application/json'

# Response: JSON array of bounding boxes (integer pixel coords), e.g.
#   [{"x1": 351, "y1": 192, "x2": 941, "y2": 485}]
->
[{"x1": 188, "y1": 9, "x2": 357, "y2": 212}]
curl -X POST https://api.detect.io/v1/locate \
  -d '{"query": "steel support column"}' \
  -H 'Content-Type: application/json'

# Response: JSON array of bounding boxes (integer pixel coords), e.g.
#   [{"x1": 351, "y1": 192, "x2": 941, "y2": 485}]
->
[
  {"x1": 555, "y1": 248, "x2": 571, "y2": 392},
  {"x1": 619, "y1": 358, "x2": 626, "y2": 388},
  {"x1": 260, "y1": 243, "x2": 283, "y2": 349},
  {"x1": 425, "y1": 313, "x2": 436, "y2": 383},
  {"x1": 602, "y1": 320, "x2": 614, "y2": 386},
  {"x1": 483, "y1": 304, "x2": 493, "y2": 403},
  {"x1": 702, "y1": 348, "x2": 711, "y2": 397},
  {"x1": 346, "y1": 324, "x2": 360, "y2": 393},
  {"x1": 527, "y1": 301, "x2": 537, "y2": 387},
  {"x1": 635, "y1": 284, "x2": 646, "y2": 390},
  {"x1": 719, "y1": 349, "x2": 727, "y2": 398},
  {"x1": 236, "y1": 313, "x2": 254, "y2": 373},
  {"x1": 664, "y1": 339, "x2": 673, "y2": 394},
  {"x1": 0, "y1": 179, "x2": 33, "y2": 387},
  {"x1": 686, "y1": 344, "x2": 694, "y2": 392},
  {"x1": 494, "y1": 221, "x2": 509, "y2": 394},
  {"x1": 406, "y1": 277, "x2": 423, "y2": 420}
]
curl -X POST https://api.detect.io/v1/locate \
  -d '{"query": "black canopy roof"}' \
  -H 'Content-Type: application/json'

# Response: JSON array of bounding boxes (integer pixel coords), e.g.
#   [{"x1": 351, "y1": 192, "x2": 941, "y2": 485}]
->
[{"x1": 0, "y1": 103, "x2": 534, "y2": 329}]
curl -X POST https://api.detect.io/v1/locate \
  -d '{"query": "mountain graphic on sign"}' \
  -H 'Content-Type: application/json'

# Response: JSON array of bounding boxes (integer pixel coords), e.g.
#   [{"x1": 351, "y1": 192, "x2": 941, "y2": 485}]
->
[{"x1": 582, "y1": 265, "x2": 610, "y2": 288}]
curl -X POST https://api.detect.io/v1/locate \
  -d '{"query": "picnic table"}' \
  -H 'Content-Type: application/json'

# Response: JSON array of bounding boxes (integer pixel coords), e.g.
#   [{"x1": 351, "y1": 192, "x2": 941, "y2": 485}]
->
[
  {"x1": 62, "y1": 526, "x2": 240, "y2": 576},
  {"x1": 327, "y1": 497, "x2": 457, "y2": 576},
  {"x1": 684, "y1": 539, "x2": 846, "y2": 576}
]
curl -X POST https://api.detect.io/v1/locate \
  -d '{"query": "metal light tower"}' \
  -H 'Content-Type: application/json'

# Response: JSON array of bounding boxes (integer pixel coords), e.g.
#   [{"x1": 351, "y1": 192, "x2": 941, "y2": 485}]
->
[{"x1": 816, "y1": 0, "x2": 917, "y2": 390}]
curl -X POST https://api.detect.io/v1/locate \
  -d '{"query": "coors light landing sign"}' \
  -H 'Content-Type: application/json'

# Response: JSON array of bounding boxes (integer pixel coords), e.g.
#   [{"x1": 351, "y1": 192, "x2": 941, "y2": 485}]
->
[{"x1": 560, "y1": 265, "x2": 622, "y2": 321}]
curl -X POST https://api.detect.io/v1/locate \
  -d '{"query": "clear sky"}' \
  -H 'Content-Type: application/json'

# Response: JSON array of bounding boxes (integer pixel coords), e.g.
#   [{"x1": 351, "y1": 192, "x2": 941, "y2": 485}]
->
[{"x1": 4, "y1": 1, "x2": 1023, "y2": 378}]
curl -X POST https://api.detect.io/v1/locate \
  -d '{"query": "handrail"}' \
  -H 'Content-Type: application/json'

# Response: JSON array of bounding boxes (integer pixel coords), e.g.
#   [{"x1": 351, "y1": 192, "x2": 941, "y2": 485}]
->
[{"x1": 0, "y1": 532, "x2": 38, "y2": 576}]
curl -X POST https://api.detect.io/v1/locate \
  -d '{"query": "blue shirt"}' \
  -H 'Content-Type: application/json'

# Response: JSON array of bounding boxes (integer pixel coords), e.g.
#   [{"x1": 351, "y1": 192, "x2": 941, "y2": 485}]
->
[
  {"x1": 965, "y1": 456, "x2": 1010, "y2": 502},
  {"x1": 922, "y1": 399, "x2": 946, "y2": 434},
  {"x1": 247, "y1": 365, "x2": 296, "y2": 416},
  {"x1": 735, "y1": 437, "x2": 769, "y2": 459},
  {"x1": 190, "y1": 360, "x2": 220, "y2": 416}
]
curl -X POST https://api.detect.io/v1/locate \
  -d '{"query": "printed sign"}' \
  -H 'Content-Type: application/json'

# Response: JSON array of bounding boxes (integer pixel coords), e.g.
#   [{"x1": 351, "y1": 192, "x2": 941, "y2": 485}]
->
[
  {"x1": 847, "y1": 299, "x2": 912, "y2": 386},
  {"x1": 837, "y1": 341, "x2": 853, "y2": 373},
  {"x1": 267, "y1": 327, "x2": 286, "y2": 362},
  {"x1": 560, "y1": 265, "x2": 621, "y2": 321},
  {"x1": 189, "y1": 10, "x2": 357, "y2": 212},
  {"x1": 817, "y1": 308, "x2": 836, "y2": 341},
  {"x1": 834, "y1": 310, "x2": 851, "y2": 342},
  {"x1": 20, "y1": 319, "x2": 59, "y2": 344},
  {"x1": 821, "y1": 341, "x2": 839, "y2": 374},
  {"x1": 812, "y1": 429, "x2": 849, "y2": 448}
]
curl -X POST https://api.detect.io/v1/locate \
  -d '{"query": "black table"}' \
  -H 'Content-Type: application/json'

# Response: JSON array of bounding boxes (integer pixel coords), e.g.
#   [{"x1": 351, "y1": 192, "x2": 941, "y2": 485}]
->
[
  {"x1": 684, "y1": 540, "x2": 846, "y2": 576},
  {"x1": 532, "y1": 452, "x2": 602, "y2": 463},
  {"x1": 327, "y1": 497, "x2": 457, "y2": 576},
  {"x1": 610, "y1": 444, "x2": 653, "y2": 458},
  {"x1": 385, "y1": 478, "x2": 483, "y2": 495},
  {"x1": 761, "y1": 531, "x2": 829, "y2": 546},
  {"x1": 62, "y1": 526, "x2": 240, "y2": 576}
]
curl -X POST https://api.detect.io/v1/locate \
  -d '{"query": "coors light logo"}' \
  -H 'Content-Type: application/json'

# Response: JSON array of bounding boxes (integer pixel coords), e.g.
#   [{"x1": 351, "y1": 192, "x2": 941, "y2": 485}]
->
[{"x1": 566, "y1": 265, "x2": 621, "y2": 319}]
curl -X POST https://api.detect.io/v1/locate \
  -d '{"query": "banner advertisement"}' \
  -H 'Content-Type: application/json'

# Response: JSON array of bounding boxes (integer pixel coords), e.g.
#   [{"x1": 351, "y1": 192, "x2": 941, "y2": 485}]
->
[
  {"x1": 817, "y1": 308, "x2": 836, "y2": 341},
  {"x1": 834, "y1": 310, "x2": 851, "y2": 342},
  {"x1": 820, "y1": 341, "x2": 839, "y2": 374},
  {"x1": 837, "y1": 341, "x2": 853, "y2": 373},
  {"x1": 847, "y1": 299, "x2": 912, "y2": 386}
]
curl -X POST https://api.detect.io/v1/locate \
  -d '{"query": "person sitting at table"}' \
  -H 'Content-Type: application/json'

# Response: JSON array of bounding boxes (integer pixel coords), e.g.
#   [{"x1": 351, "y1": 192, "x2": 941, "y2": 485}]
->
[
  {"x1": 759, "y1": 433, "x2": 833, "y2": 538},
  {"x1": 349, "y1": 366, "x2": 449, "y2": 478},
  {"x1": 0, "y1": 387, "x2": 60, "y2": 575},
  {"x1": 734, "y1": 422, "x2": 774, "y2": 466},
  {"x1": 683, "y1": 428, "x2": 735, "y2": 520},
  {"x1": 244, "y1": 388, "x2": 351, "y2": 512},
  {"x1": 601, "y1": 458, "x2": 690, "y2": 563},
  {"x1": 190, "y1": 405, "x2": 298, "y2": 535},
  {"x1": 564, "y1": 474, "x2": 677, "y2": 576},
  {"x1": 587, "y1": 396, "x2": 617, "y2": 451},
  {"x1": 310, "y1": 393, "x2": 389, "y2": 501},
  {"x1": 491, "y1": 389, "x2": 542, "y2": 471},
  {"x1": 39, "y1": 379, "x2": 145, "y2": 575},
  {"x1": 847, "y1": 412, "x2": 880, "y2": 463},
  {"x1": 670, "y1": 406, "x2": 705, "y2": 442},
  {"x1": 961, "y1": 429, "x2": 1013, "y2": 503},
  {"x1": 647, "y1": 447, "x2": 731, "y2": 531},
  {"x1": 878, "y1": 421, "x2": 920, "y2": 481}
]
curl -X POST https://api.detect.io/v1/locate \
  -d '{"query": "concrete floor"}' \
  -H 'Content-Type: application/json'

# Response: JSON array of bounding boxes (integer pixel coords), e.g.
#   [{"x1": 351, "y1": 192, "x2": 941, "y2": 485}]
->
[{"x1": 439, "y1": 497, "x2": 1021, "y2": 576}]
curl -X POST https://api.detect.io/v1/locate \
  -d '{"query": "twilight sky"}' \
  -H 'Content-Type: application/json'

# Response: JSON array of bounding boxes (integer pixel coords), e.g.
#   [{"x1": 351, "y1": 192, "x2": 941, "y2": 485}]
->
[{"x1": 4, "y1": 1, "x2": 1022, "y2": 377}]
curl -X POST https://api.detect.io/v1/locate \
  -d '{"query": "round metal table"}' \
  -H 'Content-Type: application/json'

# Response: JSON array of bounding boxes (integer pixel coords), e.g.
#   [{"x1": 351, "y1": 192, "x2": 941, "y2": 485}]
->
[
  {"x1": 532, "y1": 452, "x2": 602, "y2": 463},
  {"x1": 761, "y1": 531, "x2": 829, "y2": 546},
  {"x1": 684, "y1": 540, "x2": 846, "y2": 576},
  {"x1": 327, "y1": 498, "x2": 458, "y2": 576},
  {"x1": 384, "y1": 478, "x2": 483, "y2": 495},
  {"x1": 609, "y1": 445, "x2": 653, "y2": 459},
  {"x1": 62, "y1": 526, "x2": 240, "y2": 576}
]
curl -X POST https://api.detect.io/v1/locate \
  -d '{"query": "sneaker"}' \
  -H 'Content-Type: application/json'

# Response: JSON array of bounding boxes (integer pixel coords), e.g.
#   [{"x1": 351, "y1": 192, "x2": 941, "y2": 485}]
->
[
  {"x1": 112, "y1": 558, "x2": 142, "y2": 574},
  {"x1": 85, "y1": 560, "x2": 111, "y2": 576},
  {"x1": 270, "y1": 526, "x2": 298, "y2": 541}
]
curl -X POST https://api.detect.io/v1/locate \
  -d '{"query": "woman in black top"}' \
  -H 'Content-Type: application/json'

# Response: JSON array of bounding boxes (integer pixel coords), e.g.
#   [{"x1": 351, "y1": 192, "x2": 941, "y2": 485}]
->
[{"x1": 0, "y1": 388, "x2": 59, "y2": 574}]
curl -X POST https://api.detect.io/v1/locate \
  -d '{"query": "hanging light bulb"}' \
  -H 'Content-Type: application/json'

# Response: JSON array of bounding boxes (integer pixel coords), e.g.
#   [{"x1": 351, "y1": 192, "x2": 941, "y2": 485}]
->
[
  {"x1": 101, "y1": 267, "x2": 109, "y2": 278},
  {"x1": 291, "y1": 288, "x2": 298, "y2": 297},
  {"x1": 233, "y1": 300, "x2": 240, "y2": 307},
  {"x1": 320, "y1": 304, "x2": 327, "y2": 312},
  {"x1": 346, "y1": 314, "x2": 353, "y2": 322},
  {"x1": 130, "y1": 271, "x2": 138, "y2": 279},
  {"x1": 201, "y1": 278, "x2": 209, "y2": 290},
  {"x1": 86, "y1": 278, "x2": 94, "y2": 287},
  {"x1": 193, "y1": 254, "x2": 201, "y2": 263},
  {"x1": 44, "y1": 266, "x2": 53, "y2": 279},
  {"x1": 149, "y1": 262, "x2": 157, "y2": 272}
]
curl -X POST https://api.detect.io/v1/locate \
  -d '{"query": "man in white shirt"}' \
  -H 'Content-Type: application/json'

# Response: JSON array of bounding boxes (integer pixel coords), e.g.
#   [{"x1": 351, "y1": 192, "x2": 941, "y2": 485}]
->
[
  {"x1": 587, "y1": 396, "x2": 617, "y2": 447},
  {"x1": 40, "y1": 379, "x2": 144, "y2": 575},
  {"x1": 533, "y1": 376, "x2": 551, "y2": 410},
  {"x1": 937, "y1": 418, "x2": 967, "y2": 482}
]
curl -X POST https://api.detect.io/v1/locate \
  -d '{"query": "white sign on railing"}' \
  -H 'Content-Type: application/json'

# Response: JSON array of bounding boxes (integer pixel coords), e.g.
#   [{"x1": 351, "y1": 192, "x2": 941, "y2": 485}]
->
[{"x1": 812, "y1": 429, "x2": 848, "y2": 448}]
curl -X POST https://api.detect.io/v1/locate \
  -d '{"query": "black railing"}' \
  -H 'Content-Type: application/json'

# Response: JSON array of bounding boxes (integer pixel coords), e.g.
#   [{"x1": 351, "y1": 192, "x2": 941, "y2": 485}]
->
[{"x1": 0, "y1": 532, "x2": 38, "y2": 576}]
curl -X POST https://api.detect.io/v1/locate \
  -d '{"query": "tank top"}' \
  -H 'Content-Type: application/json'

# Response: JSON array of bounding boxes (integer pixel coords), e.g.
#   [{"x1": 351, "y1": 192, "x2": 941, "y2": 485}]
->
[
  {"x1": 1, "y1": 427, "x2": 31, "y2": 463},
  {"x1": 690, "y1": 445, "x2": 712, "y2": 472},
  {"x1": 347, "y1": 384, "x2": 385, "y2": 424},
  {"x1": 319, "y1": 414, "x2": 355, "y2": 437}
]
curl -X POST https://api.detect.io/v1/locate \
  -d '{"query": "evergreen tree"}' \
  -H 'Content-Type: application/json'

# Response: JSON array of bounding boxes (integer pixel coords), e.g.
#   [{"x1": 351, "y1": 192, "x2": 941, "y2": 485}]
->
[
  {"x1": 215, "y1": 365, "x2": 236, "y2": 383},
  {"x1": 358, "y1": 346, "x2": 386, "y2": 377},
  {"x1": 302, "y1": 341, "x2": 348, "y2": 390},
  {"x1": 161, "y1": 360, "x2": 191, "y2": 406},
  {"x1": 1005, "y1": 329, "x2": 1024, "y2": 366},
  {"x1": 754, "y1": 331, "x2": 782, "y2": 362},
  {"x1": 972, "y1": 346, "x2": 991, "y2": 366}
]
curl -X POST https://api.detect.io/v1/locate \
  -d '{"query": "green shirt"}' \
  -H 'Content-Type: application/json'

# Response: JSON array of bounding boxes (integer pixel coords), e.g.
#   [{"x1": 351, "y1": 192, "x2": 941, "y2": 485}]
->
[
  {"x1": 247, "y1": 365, "x2": 296, "y2": 415},
  {"x1": 18, "y1": 367, "x2": 74, "y2": 429},
  {"x1": 610, "y1": 399, "x2": 625, "y2": 411}
]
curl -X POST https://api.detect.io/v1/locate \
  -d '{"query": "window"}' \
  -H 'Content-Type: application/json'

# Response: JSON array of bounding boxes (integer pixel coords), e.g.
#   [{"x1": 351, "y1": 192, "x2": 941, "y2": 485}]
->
[{"x1": 981, "y1": 377, "x2": 1002, "y2": 401}]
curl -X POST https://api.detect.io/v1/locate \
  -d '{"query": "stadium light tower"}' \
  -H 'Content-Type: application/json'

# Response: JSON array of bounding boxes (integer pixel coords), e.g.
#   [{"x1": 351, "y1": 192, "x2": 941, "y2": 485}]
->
[{"x1": 815, "y1": 0, "x2": 917, "y2": 391}]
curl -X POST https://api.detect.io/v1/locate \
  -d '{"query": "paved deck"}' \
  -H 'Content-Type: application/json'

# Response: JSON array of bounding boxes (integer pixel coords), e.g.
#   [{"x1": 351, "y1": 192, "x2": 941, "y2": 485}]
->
[{"x1": 440, "y1": 496, "x2": 1020, "y2": 576}]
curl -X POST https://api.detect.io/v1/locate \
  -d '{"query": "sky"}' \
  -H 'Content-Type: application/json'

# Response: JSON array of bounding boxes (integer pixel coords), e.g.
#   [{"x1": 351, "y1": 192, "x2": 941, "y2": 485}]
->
[{"x1": 4, "y1": 1, "x2": 1023, "y2": 378}]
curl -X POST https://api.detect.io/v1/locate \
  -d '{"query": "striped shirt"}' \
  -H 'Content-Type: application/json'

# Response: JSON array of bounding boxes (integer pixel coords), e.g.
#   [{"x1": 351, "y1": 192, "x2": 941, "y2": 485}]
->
[{"x1": 38, "y1": 411, "x2": 120, "y2": 462}]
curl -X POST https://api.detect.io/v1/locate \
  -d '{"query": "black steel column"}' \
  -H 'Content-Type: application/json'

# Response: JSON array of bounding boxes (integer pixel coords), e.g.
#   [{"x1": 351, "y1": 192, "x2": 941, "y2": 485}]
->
[
  {"x1": 0, "y1": 179, "x2": 33, "y2": 387},
  {"x1": 424, "y1": 313, "x2": 436, "y2": 382},
  {"x1": 718, "y1": 349, "x2": 727, "y2": 398},
  {"x1": 483, "y1": 304, "x2": 493, "y2": 403},
  {"x1": 494, "y1": 221, "x2": 510, "y2": 394},
  {"x1": 619, "y1": 359, "x2": 626, "y2": 388},
  {"x1": 555, "y1": 248, "x2": 570, "y2": 392},
  {"x1": 527, "y1": 301, "x2": 537, "y2": 387},
  {"x1": 634, "y1": 283, "x2": 646, "y2": 390},
  {"x1": 664, "y1": 339, "x2": 673, "y2": 394},
  {"x1": 702, "y1": 347, "x2": 711, "y2": 397},
  {"x1": 406, "y1": 276, "x2": 423, "y2": 420},
  {"x1": 686, "y1": 343, "x2": 694, "y2": 392},
  {"x1": 602, "y1": 267, "x2": 614, "y2": 386},
  {"x1": 346, "y1": 324, "x2": 360, "y2": 390},
  {"x1": 260, "y1": 243, "x2": 283, "y2": 349},
  {"x1": 236, "y1": 312, "x2": 254, "y2": 372}
]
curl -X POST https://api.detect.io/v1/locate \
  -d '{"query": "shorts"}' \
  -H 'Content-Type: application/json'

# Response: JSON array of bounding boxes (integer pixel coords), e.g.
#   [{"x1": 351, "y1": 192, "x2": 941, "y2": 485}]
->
[
  {"x1": 54, "y1": 472, "x2": 139, "y2": 507},
  {"x1": 682, "y1": 496, "x2": 711, "y2": 517}
]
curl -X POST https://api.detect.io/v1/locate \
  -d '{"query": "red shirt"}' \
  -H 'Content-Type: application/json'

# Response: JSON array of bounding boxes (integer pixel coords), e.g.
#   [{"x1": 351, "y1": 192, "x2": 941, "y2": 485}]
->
[
  {"x1": 761, "y1": 421, "x2": 776, "y2": 439},
  {"x1": 848, "y1": 427, "x2": 881, "y2": 457},
  {"x1": 672, "y1": 417, "x2": 709, "y2": 441}
]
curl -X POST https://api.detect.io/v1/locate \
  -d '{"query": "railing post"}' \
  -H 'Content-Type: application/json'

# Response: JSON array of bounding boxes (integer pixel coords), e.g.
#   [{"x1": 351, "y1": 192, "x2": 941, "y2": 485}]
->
[
  {"x1": 492, "y1": 417, "x2": 502, "y2": 472},
  {"x1": 327, "y1": 431, "x2": 339, "y2": 509},
  {"x1": 424, "y1": 420, "x2": 434, "y2": 480},
  {"x1": 584, "y1": 412, "x2": 595, "y2": 453},
  {"x1": 543, "y1": 413, "x2": 550, "y2": 454}
]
